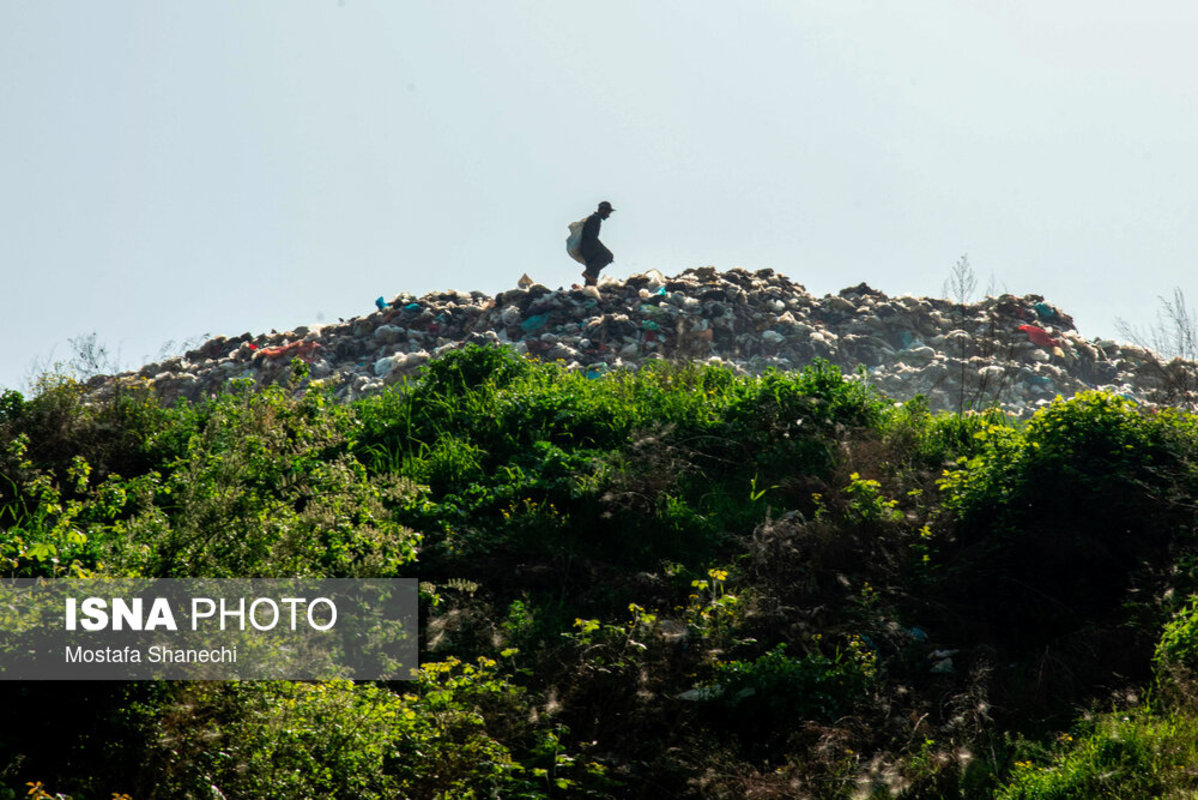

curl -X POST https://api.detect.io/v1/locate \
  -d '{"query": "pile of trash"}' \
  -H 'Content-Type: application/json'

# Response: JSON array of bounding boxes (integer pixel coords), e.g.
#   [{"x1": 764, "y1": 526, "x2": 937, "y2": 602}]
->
[{"x1": 103, "y1": 267, "x2": 1198, "y2": 415}]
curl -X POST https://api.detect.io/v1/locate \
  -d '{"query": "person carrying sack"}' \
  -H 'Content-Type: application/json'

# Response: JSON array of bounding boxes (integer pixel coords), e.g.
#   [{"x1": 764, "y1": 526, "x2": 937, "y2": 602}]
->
[{"x1": 566, "y1": 201, "x2": 615, "y2": 286}]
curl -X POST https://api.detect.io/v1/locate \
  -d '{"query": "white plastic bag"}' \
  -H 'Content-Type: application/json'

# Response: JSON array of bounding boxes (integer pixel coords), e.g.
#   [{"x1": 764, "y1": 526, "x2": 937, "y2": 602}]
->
[{"x1": 566, "y1": 218, "x2": 587, "y2": 265}]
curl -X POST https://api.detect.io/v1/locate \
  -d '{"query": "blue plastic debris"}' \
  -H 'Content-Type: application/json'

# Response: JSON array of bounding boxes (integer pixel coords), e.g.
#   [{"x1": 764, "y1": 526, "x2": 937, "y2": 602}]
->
[
  {"x1": 1033, "y1": 302, "x2": 1056, "y2": 320},
  {"x1": 520, "y1": 314, "x2": 549, "y2": 333},
  {"x1": 643, "y1": 320, "x2": 660, "y2": 331},
  {"x1": 655, "y1": 286, "x2": 668, "y2": 296},
  {"x1": 375, "y1": 296, "x2": 387, "y2": 311},
  {"x1": 404, "y1": 303, "x2": 422, "y2": 313}
]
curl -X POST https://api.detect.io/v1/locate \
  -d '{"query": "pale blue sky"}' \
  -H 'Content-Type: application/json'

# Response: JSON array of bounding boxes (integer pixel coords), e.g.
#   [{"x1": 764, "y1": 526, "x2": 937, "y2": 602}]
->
[{"x1": 3, "y1": 1, "x2": 1197, "y2": 389}]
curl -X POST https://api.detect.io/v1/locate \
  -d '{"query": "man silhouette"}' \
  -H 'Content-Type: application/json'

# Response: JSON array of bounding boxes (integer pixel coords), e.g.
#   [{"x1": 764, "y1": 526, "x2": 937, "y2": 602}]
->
[{"x1": 580, "y1": 201, "x2": 615, "y2": 286}]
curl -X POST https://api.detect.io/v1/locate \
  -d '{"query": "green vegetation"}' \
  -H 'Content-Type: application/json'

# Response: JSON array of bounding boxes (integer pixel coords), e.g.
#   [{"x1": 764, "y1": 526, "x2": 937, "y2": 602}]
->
[{"x1": 4, "y1": 345, "x2": 1198, "y2": 798}]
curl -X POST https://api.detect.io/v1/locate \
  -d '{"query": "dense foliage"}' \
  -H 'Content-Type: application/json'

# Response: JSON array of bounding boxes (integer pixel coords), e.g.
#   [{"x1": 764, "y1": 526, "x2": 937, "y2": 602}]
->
[{"x1": 4, "y1": 346, "x2": 1198, "y2": 798}]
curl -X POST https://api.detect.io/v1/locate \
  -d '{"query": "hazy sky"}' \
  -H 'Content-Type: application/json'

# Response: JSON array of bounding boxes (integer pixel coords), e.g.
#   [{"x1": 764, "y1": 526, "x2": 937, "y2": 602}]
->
[{"x1": 3, "y1": 1, "x2": 1197, "y2": 390}]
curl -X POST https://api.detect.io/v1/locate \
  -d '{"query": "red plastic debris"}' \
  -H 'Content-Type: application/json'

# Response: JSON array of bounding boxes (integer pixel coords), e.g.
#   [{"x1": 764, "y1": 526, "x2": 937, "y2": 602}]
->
[
  {"x1": 254, "y1": 340, "x2": 321, "y2": 363},
  {"x1": 1017, "y1": 324, "x2": 1059, "y2": 348}
]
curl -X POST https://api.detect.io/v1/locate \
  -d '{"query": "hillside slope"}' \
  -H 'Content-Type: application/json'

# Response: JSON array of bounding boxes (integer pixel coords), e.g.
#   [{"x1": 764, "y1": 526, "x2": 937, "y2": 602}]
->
[{"x1": 6, "y1": 342, "x2": 1198, "y2": 796}]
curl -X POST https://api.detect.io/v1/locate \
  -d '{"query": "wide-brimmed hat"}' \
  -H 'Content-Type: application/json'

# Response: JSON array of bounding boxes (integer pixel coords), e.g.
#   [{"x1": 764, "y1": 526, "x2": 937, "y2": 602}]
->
[{"x1": 598, "y1": 201, "x2": 615, "y2": 212}]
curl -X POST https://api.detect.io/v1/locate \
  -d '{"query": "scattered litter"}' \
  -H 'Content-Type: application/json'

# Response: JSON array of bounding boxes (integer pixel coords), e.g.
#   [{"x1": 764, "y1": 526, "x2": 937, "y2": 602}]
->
[
  {"x1": 1033, "y1": 301, "x2": 1056, "y2": 321},
  {"x1": 1017, "y1": 324, "x2": 1060, "y2": 348},
  {"x1": 676, "y1": 685, "x2": 724, "y2": 702},
  {"x1": 255, "y1": 341, "x2": 321, "y2": 362},
  {"x1": 93, "y1": 268, "x2": 1198, "y2": 414},
  {"x1": 931, "y1": 657, "x2": 955, "y2": 675},
  {"x1": 520, "y1": 314, "x2": 549, "y2": 333}
]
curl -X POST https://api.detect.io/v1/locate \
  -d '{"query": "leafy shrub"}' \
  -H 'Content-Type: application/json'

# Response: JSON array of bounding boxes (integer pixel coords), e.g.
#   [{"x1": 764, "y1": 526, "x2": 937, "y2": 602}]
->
[
  {"x1": 147, "y1": 663, "x2": 614, "y2": 799},
  {"x1": 359, "y1": 348, "x2": 890, "y2": 572},
  {"x1": 0, "y1": 389, "x2": 24, "y2": 422},
  {"x1": 997, "y1": 713, "x2": 1198, "y2": 800},
  {"x1": 1154, "y1": 596, "x2": 1198, "y2": 705},
  {"x1": 18, "y1": 346, "x2": 1198, "y2": 795},
  {"x1": 0, "y1": 376, "x2": 168, "y2": 493},
  {"x1": 841, "y1": 471, "x2": 903, "y2": 525},
  {"x1": 935, "y1": 392, "x2": 1198, "y2": 647},
  {"x1": 141, "y1": 386, "x2": 420, "y2": 577},
  {"x1": 418, "y1": 342, "x2": 531, "y2": 398},
  {"x1": 709, "y1": 639, "x2": 876, "y2": 743},
  {"x1": 0, "y1": 379, "x2": 421, "y2": 579},
  {"x1": 881, "y1": 395, "x2": 1003, "y2": 474},
  {"x1": 0, "y1": 437, "x2": 120, "y2": 577},
  {"x1": 403, "y1": 434, "x2": 487, "y2": 494},
  {"x1": 1157, "y1": 598, "x2": 1198, "y2": 672},
  {"x1": 720, "y1": 360, "x2": 886, "y2": 478},
  {"x1": 682, "y1": 567, "x2": 743, "y2": 644}
]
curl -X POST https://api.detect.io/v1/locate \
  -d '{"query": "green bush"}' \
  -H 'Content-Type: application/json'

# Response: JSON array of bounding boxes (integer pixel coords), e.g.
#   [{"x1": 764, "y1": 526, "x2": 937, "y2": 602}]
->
[
  {"x1": 0, "y1": 436, "x2": 124, "y2": 577},
  {"x1": 0, "y1": 389, "x2": 24, "y2": 422},
  {"x1": 146, "y1": 662, "x2": 614, "y2": 799},
  {"x1": 16, "y1": 346, "x2": 1198, "y2": 795},
  {"x1": 881, "y1": 395, "x2": 1003, "y2": 474},
  {"x1": 1155, "y1": 597, "x2": 1198, "y2": 702},
  {"x1": 709, "y1": 639, "x2": 876, "y2": 738},
  {"x1": 997, "y1": 713, "x2": 1198, "y2": 800},
  {"x1": 0, "y1": 378, "x2": 421, "y2": 579},
  {"x1": 935, "y1": 392, "x2": 1198, "y2": 647},
  {"x1": 354, "y1": 347, "x2": 890, "y2": 571}
]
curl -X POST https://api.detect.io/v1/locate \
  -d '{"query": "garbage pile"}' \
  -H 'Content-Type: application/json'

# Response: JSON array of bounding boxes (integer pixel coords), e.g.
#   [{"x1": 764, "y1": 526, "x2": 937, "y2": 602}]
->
[{"x1": 104, "y1": 267, "x2": 1198, "y2": 415}]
